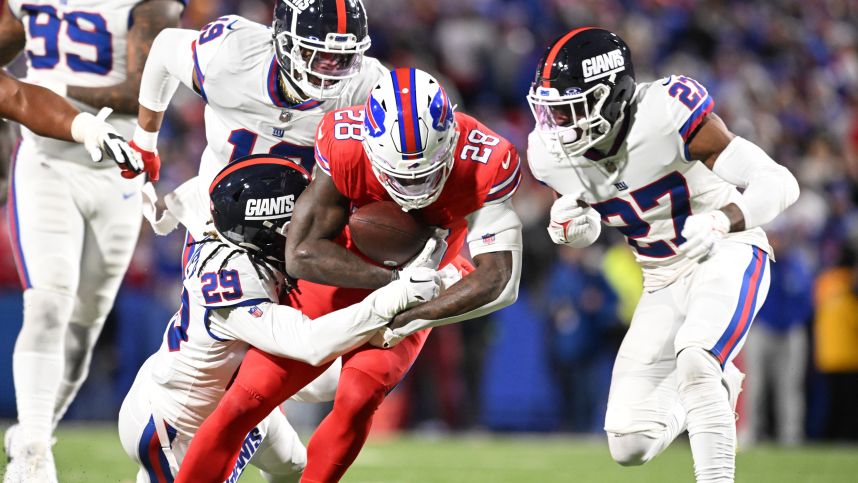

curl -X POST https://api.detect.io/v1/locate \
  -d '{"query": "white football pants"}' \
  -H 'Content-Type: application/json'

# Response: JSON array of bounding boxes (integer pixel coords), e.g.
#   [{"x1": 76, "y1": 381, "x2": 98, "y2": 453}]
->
[
  {"x1": 8, "y1": 139, "x2": 143, "y2": 441},
  {"x1": 605, "y1": 241, "x2": 770, "y2": 482}
]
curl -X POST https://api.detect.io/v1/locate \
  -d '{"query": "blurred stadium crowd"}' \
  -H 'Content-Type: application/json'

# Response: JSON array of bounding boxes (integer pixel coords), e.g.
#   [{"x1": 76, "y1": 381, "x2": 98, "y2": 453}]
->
[{"x1": 2, "y1": 0, "x2": 858, "y2": 445}]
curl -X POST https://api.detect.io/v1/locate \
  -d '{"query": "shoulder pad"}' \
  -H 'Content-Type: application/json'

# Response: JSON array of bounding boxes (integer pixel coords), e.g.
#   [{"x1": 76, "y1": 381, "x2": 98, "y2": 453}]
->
[
  {"x1": 455, "y1": 114, "x2": 521, "y2": 205},
  {"x1": 526, "y1": 130, "x2": 552, "y2": 184},
  {"x1": 314, "y1": 107, "x2": 364, "y2": 177},
  {"x1": 342, "y1": 57, "x2": 388, "y2": 105},
  {"x1": 192, "y1": 16, "x2": 269, "y2": 98},
  {"x1": 644, "y1": 75, "x2": 715, "y2": 160},
  {"x1": 183, "y1": 240, "x2": 280, "y2": 308}
]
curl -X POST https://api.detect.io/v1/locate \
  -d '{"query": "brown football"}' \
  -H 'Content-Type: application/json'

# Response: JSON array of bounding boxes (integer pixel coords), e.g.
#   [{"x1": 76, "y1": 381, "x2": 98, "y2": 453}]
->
[{"x1": 349, "y1": 201, "x2": 431, "y2": 267}]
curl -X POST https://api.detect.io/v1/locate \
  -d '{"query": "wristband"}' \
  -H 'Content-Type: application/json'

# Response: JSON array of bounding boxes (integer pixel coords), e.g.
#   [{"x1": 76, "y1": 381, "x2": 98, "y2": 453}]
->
[
  {"x1": 132, "y1": 124, "x2": 160, "y2": 152},
  {"x1": 70, "y1": 112, "x2": 97, "y2": 144}
]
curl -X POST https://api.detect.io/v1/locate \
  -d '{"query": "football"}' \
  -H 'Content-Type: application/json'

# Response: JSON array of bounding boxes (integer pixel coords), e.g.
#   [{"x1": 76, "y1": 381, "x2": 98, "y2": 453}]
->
[{"x1": 349, "y1": 201, "x2": 431, "y2": 267}]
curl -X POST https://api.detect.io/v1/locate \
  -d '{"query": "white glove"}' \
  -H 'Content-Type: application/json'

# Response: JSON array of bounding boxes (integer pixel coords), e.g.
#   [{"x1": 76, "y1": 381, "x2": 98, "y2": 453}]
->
[
  {"x1": 368, "y1": 267, "x2": 440, "y2": 349},
  {"x1": 396, "y1": 227, "x2": 449, "y2": 280},
  {"x1": 70, "y1": 108, "x2": 143, "y2": 173},
  {"x1": 368, "y1": 327, "x2": 404, "y2": 349},
  {"x1": 371, "y1": 266, "x2": 441, "y2": 318},
  {"x1": 437, "y1": 263, "x2": 463, "y2": 291},
  {"x1": 547, "y1": 194, "x2": 601, "y2": 248},
  {"x1": 678, "y1": 210, "x2": 731, "y2": 261}
]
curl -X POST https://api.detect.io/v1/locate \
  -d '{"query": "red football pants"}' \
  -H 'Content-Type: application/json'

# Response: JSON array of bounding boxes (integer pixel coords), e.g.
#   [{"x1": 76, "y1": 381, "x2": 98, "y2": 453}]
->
[
  {"x1": 175, "y1": 349, "x2": 331, "y2": 482},
  {"x1": 300, "y1": 328, "x2": 430, "y2": 483}
]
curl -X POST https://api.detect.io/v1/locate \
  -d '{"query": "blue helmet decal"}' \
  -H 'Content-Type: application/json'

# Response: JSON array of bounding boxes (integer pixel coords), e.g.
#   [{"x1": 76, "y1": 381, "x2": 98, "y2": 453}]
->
[
  {"x1": 364, "y1": 94, "x2": 386, "y2": 138},
  {"x1": 429, "y1": 87, "x2": 452, "y2": 131}
]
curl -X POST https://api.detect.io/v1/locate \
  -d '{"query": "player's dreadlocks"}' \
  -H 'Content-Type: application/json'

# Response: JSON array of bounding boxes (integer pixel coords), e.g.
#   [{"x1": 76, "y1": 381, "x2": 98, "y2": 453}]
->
[{"x1": 186, "y1": 230, "x2": 294, "y2": 299}]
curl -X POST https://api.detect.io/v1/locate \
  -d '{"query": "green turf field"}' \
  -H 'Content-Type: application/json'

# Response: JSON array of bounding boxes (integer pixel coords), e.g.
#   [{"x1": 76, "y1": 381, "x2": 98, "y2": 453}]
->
[{"x1": 2, "y1": 425, "x2": 856, "y2": 482}]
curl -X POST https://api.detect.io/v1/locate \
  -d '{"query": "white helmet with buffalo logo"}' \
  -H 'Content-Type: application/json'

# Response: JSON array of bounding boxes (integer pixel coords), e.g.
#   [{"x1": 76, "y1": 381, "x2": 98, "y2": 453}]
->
[{"x1": 362, "y1": 68, "x2": 458, "y2": 211}]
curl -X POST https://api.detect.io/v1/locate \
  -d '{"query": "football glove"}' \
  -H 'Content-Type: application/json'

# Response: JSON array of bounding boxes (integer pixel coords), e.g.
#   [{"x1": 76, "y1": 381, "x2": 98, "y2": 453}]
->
[
  {"x1": 369, "y1": 327, "x2": 403, "y2": 349},
  {"x1": 394, "y1": 227, "x2": 449, "y2": 281},
  {"x1": 678, "y1": 210, "x2": 731, "y2": 261},
  {"x1": 128, "y1": 125, "x2": 161, "y2": 181},
  {"x1": 547, "y1": 194, "x2": 602, "y2": 248},
  {"x1": 70, "y1": 108, "x2": 143, "y2": 173}
]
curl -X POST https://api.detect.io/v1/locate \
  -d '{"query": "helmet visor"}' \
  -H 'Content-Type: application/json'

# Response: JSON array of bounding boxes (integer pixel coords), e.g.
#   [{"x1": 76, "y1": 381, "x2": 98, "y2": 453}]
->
[
  {"x1": 299, "y1": 47, "x2": 363, "y2": 84},
  {"x1": 379, "y1": 168, "x2": 446, "y2": 199},
  {"x1": 527, "y1": 84, "x2": 610, "y2": 156}
]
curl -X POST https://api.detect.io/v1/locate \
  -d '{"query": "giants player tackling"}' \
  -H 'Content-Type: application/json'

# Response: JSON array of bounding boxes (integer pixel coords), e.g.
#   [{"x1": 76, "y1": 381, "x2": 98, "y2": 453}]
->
[
  {"x1": 527, "y1": 28, "x2": 799, "y2": 482},
  {"x1": 176, "y1": 68, "x2": 523, "y2": 482},
  {"x1": 1, "y1": 0, "x2": 182, "y2": 480},
  {"x1": 118, "y1": 156, "x2": 440, "y2": 482},
  {"x1": 128, "y1": 0, "x2": 385, "y2": 239}
]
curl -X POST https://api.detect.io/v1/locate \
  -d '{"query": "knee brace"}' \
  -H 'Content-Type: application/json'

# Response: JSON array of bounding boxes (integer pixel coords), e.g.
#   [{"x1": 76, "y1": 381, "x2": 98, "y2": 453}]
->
[
  {"x1": 607, "y1": 432, "x2": 660, "y2": 466},
  {"x1": 17, "y1": 288, "x2": 75, "y2": 351}
]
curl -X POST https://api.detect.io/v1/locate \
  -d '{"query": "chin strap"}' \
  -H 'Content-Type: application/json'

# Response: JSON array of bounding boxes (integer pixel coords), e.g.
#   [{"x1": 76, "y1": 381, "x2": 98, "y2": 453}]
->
[{"x1": 278, "y1": 71, "x2": 310, "y2": 104}]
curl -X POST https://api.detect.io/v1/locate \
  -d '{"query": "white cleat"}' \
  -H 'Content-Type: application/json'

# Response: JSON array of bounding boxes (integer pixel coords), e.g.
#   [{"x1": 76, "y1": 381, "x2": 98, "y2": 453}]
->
[
  {"x1": 2, "y1": 440, "x2": 58, "y2": 483},
  {"x1": 4, "y1": 424, "x2": 21, "y2": 462}
]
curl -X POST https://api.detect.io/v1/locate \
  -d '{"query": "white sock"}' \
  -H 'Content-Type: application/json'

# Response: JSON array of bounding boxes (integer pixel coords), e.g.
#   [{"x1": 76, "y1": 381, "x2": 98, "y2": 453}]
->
[
  {"x1": 678, "y1": 348, "x2": 735, "y2": 483},
  {"x1": 14, "y1": 288, "x2": 75, "y2": 443},
  {"x1": 14, "y1": 351, "x2": 63, "y2": 443}
]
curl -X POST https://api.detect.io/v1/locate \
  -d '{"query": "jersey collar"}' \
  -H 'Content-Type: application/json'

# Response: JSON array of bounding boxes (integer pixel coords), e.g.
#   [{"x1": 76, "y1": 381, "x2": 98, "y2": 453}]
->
[
  {"x1": 266, "y1": 58, "x2": 324, "y2": 111},
  {"x1": 583, "y1": 105, "x2": 632, "y2": 161}
]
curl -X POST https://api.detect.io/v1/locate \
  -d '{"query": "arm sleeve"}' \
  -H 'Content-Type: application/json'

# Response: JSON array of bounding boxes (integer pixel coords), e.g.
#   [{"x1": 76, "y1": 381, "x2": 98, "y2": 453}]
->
[
  {"x1": 392, "y1": 202, "x2": 522, "y2": 337},
  {"x1": 711, "y1": 136, "x2": 800, "y2": 229},
  {"x1": 466, "y1": 199, "x2": 523, "y2": 257},
  {"x1": 138, "y1": 28, "x2": 197, "y2": 112},
  {"x1": 210, "y1": 277, "x2": 422, "y2": 366}
]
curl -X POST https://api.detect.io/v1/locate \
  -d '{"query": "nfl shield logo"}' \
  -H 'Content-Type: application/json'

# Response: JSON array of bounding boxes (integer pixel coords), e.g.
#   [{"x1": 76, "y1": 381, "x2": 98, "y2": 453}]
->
[
  {"x1": 248, "y1": 306, "x2": 263, "y2": 318},
  {"x1": 481, "y1": 233, "x2": 496, "y2": 245}
]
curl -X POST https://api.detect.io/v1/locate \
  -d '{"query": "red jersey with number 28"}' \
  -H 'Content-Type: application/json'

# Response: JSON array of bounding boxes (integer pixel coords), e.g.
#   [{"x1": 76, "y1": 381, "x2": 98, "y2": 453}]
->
[{"x1": 287, "y1": 107, "x2": 520, "y2": 318}]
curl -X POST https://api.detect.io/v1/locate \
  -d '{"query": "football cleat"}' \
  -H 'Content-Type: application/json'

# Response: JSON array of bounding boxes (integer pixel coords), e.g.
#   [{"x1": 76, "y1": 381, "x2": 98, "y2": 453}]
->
[
  {"x1": 2, "y1": 439, "x2": 58, "y2": 483},
  {"x1": 3, "y1": 424, "x2": 20, "y2": 463}
]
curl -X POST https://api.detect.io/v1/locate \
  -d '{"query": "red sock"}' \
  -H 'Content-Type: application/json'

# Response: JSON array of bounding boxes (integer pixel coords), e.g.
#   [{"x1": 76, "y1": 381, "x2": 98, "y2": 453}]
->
[
  {"x1": 301, "y1": 367, "x2": 388, "y2": 483},
  {"x1": 176, "y1": 349, "x2": 329, "y2": 483}
]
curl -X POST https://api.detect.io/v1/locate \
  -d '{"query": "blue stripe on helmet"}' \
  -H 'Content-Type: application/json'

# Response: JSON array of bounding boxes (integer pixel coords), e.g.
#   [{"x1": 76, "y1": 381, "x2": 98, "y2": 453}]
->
[{"x1": 410, "y1": 68, "x2": 422, "y2": 153}]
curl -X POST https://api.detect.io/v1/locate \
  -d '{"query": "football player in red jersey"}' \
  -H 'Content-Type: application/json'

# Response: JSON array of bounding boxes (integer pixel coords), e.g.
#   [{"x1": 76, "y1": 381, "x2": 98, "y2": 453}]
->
[{"x1": 176, "y1": 68, "x2": 523, "y2": 482}]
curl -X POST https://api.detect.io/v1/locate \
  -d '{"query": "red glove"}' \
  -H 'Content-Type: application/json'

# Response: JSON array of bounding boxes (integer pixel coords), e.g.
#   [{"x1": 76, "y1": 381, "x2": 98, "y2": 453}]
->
[{"x1": 128, "y1": 140, "x2": 161, "y2": 182}]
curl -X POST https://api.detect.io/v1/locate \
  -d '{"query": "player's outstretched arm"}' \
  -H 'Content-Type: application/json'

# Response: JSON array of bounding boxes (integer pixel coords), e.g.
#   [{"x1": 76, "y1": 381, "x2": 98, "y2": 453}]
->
[
  {"x1": 0, "y1": 5, "x2": 25, "y2": 66},
  {"x1": 126, "y1": 27, "x2": 198, "y2": 181},
  {"x1": 387, "y1": 201, "x2": 523, "y2": 340},
  {"x1": 678, "y1": 113, "x2": 799, "y2": 260},
  {"x1": 0, "y1": 71, "x2": 77, "y2": 141},
  {"x1": 65, "y1": 0, "x2": 183, "y2": 115},
  {"x1": 213, "y1": 268, "x2": 440, "y2": 365},
  {"x1": 0, "y1": 72, "x2": 143, "y2": 172},
  {"x1": 285, "y1": 172, "x2": 399, "y2": 289}
]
